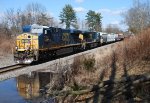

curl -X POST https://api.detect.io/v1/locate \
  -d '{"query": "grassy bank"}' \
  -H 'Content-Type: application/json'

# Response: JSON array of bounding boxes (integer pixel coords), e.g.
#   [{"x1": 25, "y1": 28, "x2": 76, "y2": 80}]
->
[{"x1": 48, "y1": 29, "x2": 150, "y2": 102}]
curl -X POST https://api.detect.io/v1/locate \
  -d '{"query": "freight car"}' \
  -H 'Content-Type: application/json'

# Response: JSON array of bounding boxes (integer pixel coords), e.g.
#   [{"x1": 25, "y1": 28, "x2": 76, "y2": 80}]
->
[
  {"x1": 14, "y1": 24, "x2": 102, "y2": 64},
  {"x1": 98, "y1": 32, "x2": 119, "y2": 43}
]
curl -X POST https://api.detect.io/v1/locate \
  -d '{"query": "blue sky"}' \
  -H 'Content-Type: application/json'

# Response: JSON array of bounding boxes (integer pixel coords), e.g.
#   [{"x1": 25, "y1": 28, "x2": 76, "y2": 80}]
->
[{"x1": 0, "y1": 0, "x2": 133, "y2": 30}]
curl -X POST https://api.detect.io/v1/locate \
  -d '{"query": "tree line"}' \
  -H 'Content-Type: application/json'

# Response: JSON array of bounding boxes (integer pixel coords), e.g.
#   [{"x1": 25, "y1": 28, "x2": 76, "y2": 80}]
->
[
  {"x1": 0, "y1": 3, "x2": 55, "y2": 38},
  {"x1": 0, "y1": 0, "x2": 150, "y2": 40},
  {"x1": 0, "y1": 3, "x2": 102, "y2": 39}
]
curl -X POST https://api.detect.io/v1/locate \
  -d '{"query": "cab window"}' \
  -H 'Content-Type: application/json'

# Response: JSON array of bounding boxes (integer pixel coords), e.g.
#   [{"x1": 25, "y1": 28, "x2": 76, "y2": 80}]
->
[{"x1": 22, "y1": 39, "x2": 30, "y2": 43}]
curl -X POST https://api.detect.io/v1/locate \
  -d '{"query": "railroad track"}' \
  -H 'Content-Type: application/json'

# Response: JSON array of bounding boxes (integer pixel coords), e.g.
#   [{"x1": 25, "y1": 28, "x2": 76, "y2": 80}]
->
[{"x1": 0, "y1": 64, "x2": 27, "y2": 74}]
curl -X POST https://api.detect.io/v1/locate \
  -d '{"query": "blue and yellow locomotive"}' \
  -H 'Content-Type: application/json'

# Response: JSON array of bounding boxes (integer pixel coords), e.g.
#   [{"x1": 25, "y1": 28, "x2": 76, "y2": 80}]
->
[{"x1": 14, "y1": 24, "x2": 102, "y2": 64}]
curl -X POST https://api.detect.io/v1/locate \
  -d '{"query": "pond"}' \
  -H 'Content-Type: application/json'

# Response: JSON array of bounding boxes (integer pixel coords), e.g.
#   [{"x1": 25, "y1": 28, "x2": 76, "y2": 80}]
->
[{"x1": 0, "y1": 71, "x2": 56, "y2": 103}]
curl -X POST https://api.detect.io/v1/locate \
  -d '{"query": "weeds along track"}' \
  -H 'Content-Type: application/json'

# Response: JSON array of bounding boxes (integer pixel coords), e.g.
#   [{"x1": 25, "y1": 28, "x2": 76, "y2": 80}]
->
[{"x1": 0, "y1": 64, "x2": 28, "y2": 74}]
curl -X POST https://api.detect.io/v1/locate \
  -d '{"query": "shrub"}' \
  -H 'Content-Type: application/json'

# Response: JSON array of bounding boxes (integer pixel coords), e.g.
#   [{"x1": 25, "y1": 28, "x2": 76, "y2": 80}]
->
[{"x1": 83, "y1": 55, "x2": 95, "y2": 71}]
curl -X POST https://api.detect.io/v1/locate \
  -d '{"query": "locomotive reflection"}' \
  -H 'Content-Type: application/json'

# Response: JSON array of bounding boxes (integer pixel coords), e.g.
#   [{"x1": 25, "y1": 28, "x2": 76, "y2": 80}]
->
[{"x1": 16, "y1": 71, "x2": 53, "y2": 99}]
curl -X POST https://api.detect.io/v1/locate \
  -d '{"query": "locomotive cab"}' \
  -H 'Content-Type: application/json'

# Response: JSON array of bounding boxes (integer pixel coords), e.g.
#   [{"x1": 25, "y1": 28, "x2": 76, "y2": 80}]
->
[
  {"x1": 14, "y1": 24, "x2": 50, "y2": 64},
  {"x1": 14, "y1": 33, "x2": 39, "y2": 64},
  {"x1": 14, "y1": 24, "x2": 41, "y2": 64}
]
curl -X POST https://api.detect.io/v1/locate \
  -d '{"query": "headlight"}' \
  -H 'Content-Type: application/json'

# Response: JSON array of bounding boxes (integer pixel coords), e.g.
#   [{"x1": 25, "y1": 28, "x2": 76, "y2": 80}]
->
[{"x1": 15, "y1": 46, "x2": 18, "y2": 50}]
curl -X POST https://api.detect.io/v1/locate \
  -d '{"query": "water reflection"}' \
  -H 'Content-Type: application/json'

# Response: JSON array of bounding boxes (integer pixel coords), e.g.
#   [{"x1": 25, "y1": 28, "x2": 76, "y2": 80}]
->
[
  {"x1": 0, "y1": 78, "x2": 26, "y2": 103},
  {"x1": 0, "y1": 70, "x2": 57, "y2": 103},
  {"x1": 16, "y1": 71, "x2": 55, "y2": 102}
]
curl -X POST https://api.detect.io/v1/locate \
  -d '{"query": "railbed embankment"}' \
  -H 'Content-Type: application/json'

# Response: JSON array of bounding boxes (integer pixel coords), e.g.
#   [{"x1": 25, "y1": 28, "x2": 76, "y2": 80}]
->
[{"x1": 0, "y1": 42, "x2": 118, "y2": 81}]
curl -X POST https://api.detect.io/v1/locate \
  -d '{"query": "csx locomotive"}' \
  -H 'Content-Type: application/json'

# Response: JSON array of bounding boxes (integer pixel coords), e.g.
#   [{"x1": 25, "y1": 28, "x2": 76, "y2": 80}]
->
[{"x1": 14, "y1": 24, "x2": 102, "y2": 64}]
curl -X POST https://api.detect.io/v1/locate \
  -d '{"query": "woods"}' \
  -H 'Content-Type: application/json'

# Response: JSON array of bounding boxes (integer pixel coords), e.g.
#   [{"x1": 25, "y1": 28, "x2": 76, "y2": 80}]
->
[
  {"x1": 0, "y1": 3, "x2": 53, "y2": 37},
  {"x1": 0, "y1": 3, "x2": 103, "y2": 39}
]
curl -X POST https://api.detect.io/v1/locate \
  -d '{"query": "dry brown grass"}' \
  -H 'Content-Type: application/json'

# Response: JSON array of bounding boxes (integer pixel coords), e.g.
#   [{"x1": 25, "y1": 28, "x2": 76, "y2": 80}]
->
[
  {"x1": 116, "y1": 29, "x2": 150, "y2": 76},
  {"x1": 49, "y1": 30, "x2": 150, "y2": 102},
  {"x1": 95, "y1": 29, "x2": 150, "y2": 80},
  {"x1": 0, "y1": 38, "x2": 14, "y2": 56},
  {"x1": 69, "y1": 29, "x2": 150, "y2": 90},
  {"x1": 71, "y1": 55, "x2": 98, "y2": 87},
  {"x1": 60, "y1": 30, "x2": 150, "y2": 102}
]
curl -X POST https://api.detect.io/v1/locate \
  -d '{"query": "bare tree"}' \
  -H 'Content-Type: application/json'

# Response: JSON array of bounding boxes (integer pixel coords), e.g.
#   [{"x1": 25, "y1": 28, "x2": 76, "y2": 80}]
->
[
  {"x1": 105, "y1": 24, "x2": 121, "y2": 33},
  {"x1": 1, "y1": 2, "x2": 54, "y2": 37},
  {"x1": 25, "y1": 2, "x2": 46, "y2": 24},
  {"x1": 0, "y1": 23, "x2": 11, "y2": 40},
  {"x1": 2, "y1": 8, "x2": 23, "y2": 36},
  {"x1": 37, "y1": 13, "x2": 51, "y2": 26},
  {"x1": 24, "y1": 2, "x2": 55, "y2": 26},
  {"x1": 123, "y1": 0, "x2": 150, "y2": 33}
]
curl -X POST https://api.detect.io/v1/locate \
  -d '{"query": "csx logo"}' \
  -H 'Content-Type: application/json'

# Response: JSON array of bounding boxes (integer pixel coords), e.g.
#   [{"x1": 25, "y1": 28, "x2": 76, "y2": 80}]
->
[{"x1": 62, "y1": 33, "x2": 69, "y2": 41}]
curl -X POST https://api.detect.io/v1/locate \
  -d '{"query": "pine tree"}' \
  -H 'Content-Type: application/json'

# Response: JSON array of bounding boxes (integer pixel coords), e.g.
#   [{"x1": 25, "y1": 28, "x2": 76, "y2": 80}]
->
[
  {"x1": 59, "y1": 4, "x2": 77, "y2": 29},
  {"x1": 86, "y1": 10, "x2": 102, "y2": 31}
]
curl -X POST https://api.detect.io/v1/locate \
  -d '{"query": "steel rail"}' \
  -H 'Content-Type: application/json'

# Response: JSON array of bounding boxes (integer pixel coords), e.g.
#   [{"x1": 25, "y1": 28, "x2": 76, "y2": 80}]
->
[{"x1": 0, "y1": 64, "x2": 27, "y2": 74}]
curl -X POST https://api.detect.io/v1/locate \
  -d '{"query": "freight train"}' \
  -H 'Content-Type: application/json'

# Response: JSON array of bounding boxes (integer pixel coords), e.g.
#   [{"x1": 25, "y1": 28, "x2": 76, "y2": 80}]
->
[{"x1": 14, "y1": 24, "x2": 121, "y2": 64}]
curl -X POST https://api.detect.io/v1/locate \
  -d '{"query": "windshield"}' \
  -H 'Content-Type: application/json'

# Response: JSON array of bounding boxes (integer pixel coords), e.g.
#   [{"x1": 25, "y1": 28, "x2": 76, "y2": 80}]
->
[{"x1": 21, "y1": 39, "x2": 31, "y2": 43}]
